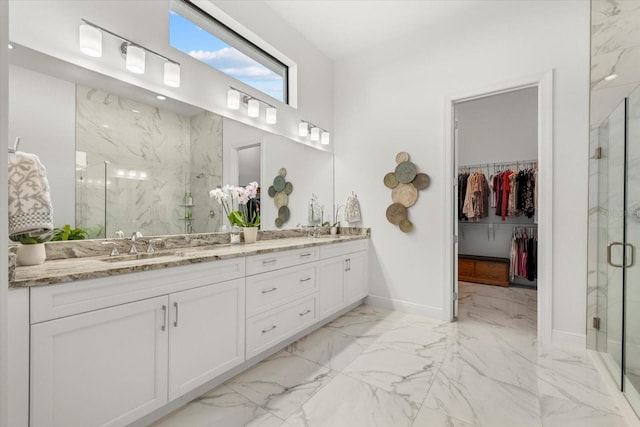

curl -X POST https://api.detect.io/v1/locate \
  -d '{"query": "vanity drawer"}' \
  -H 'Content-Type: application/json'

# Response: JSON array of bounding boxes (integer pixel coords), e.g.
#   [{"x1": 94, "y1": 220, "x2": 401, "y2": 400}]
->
[
  {"x1": 246, "y1": 247, "x2": 319, "y2": 276},
  {"x1": 246, "y1": 264, "x2": 317, "y2": 317},
  {"x1": 319, "y1": 239, "x2": 368, "y2": 259},
  {"x1": 246, "y1": 295, "x2": 318, "y2": 359}
]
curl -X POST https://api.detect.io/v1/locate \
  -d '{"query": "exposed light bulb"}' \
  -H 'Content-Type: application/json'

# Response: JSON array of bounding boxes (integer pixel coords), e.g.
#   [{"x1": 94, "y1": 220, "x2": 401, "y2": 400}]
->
[
  {"x1": 266, "y1": 107, "x2": 277, "y2": 124},
  {"x1": 299, "y1": 122, "x2": 309, "y2": 137},
  {"x1": 604, "y1": 73, "x2": 618, "y2": 81},
  {"x1": 8, "y1": 43, "x2": 13, "y2": 50},
  {"x1": 248, "y1": 99, "x2": 260, "y2": 117},
  {"x1": 125, "y1": 44, "x2": 145, "y2": 74},
  {"x1": 164, "y1": 62, "x2": 180, "y2": 87},
  {"x1": 227, "y1": 89, "x2": 240, "y2": 109},
  {"x1": 321, "y1": 131, "x2": 330, "y2": 145},
  {"x1": 79, "y1": 23, "x2": 102, "y2": 57},
  {"x1": 156, "y1": 95, "x2": 166, "y2": 100},
  {"x1": 310, "y1": 127, "x2": 320, "y2": 142}
]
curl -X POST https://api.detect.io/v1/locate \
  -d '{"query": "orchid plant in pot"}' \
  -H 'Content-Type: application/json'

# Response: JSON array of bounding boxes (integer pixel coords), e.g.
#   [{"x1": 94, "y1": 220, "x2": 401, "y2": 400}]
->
[{"x1": 210, "y1": 182, "x2": 260, "y2": 243}]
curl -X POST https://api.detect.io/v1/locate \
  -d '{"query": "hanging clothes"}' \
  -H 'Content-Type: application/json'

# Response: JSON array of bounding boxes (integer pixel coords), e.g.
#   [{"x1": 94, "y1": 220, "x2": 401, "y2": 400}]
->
[
  {"x1": 509, "y1": 228, "x2": 537, "y2": 282},
  {"x1": 459, "y1": 171, "x2": 489, "y2": 222}
]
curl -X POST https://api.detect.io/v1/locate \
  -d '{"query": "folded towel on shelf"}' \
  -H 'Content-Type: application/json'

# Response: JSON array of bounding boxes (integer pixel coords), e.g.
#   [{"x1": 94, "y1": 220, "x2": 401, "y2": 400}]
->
[
  {"x1": 344, "y1": 194, "x2": 362, "y2": 223},
  {"x1": 8, "y1": 151, "x2": 54, "y2": 237}
]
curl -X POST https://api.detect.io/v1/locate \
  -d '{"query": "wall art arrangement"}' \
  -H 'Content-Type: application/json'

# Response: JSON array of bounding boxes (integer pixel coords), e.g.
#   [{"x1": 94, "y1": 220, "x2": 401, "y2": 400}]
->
[
  {"x1": 268, "y1": 168, "x2": 293, "y2": 228},
  {"x1": 384, "y1": 152, "x2": 430, "y2": 233}
]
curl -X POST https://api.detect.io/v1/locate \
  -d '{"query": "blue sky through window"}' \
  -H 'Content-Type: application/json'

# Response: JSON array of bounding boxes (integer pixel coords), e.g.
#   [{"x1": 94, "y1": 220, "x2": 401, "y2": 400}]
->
[{"x1": 170, "y1": 11, "x2": 284, "y2": 102}]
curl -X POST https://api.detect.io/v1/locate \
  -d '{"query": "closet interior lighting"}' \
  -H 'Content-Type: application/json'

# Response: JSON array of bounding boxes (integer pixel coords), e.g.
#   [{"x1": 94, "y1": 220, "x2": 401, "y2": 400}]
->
[
  {"x1": 227, "y1": 86, "x2": 277, "y2": 124},
  {"x1": 299, "y1": 120, "x2": 330, "y2": 145},
  {"x1": 78, "y1": 19, "x2": 181, "y2": 87}
]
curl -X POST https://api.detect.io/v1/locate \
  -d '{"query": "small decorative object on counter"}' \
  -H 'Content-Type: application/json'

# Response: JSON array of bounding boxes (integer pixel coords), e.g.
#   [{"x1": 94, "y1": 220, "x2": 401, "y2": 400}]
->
[
  {"x1": 268, "y1": 168, "x2": 293, "y2": 228},
  {"x1": 383, "y1": 152, "x2": 430, "y2": 233},
  {"x1": 243, "y1": 226, "x2": 258, "y2": 244},
  {"x1": 11, "y1": 233, "x2": 51, "y2": 266},
  {"x1": 230, "y1": 225, "x2": 241, "y2": 244},
  {"x1": 186, "y1": 192, "x2": 193, "y2": 205}
]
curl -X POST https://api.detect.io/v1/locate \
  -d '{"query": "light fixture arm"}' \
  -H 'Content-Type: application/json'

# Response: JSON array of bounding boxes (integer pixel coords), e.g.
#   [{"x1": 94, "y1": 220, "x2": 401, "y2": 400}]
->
[{"x1": 229, "y1": 86, "x2": 275, "y2": 109}]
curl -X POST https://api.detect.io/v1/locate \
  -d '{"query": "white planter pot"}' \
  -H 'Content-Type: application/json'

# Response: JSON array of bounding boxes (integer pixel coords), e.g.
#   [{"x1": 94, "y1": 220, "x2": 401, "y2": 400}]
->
[
  {"x1": 16, "y1": 243, "x2": 46, "y2": 266},
  {"x1": 243, "y1": 227, "x2": 259, "y2": 244},
  {"x1": 330, "y1": 226, "x2": 338, "y2": 235}
]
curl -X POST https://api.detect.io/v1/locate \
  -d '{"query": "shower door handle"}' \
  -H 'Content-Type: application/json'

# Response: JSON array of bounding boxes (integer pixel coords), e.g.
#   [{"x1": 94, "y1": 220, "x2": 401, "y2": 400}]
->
[
  {"x1": 608, "y1": 242, "x2": 624, "y2": 268},
  {"x1": 625, "y1": 243, "x2": 635, "y2": 268}
]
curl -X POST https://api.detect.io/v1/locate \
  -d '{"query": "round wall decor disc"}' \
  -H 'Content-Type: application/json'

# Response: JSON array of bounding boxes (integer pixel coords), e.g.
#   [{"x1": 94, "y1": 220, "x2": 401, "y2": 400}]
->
[
  {"x1": 399, "y1": 219, "x2": 413, "y2": 233},
  {"x1": 392, "y1": 183, "x2": 418, "y2": 207},
  {"x1": 284, "y1": 181, "x2": 293, "y2": 195},
  {"x1": 274, "y1": 192, "x2": 289, "y2": 208},
  {"x1": 278, "y1": 168, "x2": 287, "y2": 177},
  {"x1": 412, "y1": 173, "x2": 430, "y2": 190},
  {"x1": 384, "y1": 172, "x2": 399, "y2": 189},
  {"x1": 386, "y1": 203, "x2": 408, "y2": 225},
  {"x1": 273, "y1": 175, "x2": 286, "y2": 192},
  {"x1": 278, "y1": 205, "x2": 290, "y2": 222},
  {"x1": 268, "y1": 186, "x2": 276, "y2": 198},
  {"x1": 395, "y1": 152, "x2": 410, "y2": 164},
  {"x1": 275, "y1": 217, "x2": 283, "y2": 228},
  {"x1": 395, "y1": 161, "x2": 417, "y2": 183}
]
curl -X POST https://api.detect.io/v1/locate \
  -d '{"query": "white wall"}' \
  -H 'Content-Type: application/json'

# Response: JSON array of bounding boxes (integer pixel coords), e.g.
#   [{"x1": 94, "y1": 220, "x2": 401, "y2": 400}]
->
[
  {"x1": 0, "y1": 1, "x2": 9, "y2": 425},
  {"x1": 8, "y1": 0, "x2": 333, "y2": 148},
  {"x1": 8, "y1": 66, "x2": 76, "y2": 227},
  {"x1": 334, "y1": 1, "x2": 590, "y2": 339},
  {"x1": 457, "y1": 87, "x2": 538, "y2": 166}
]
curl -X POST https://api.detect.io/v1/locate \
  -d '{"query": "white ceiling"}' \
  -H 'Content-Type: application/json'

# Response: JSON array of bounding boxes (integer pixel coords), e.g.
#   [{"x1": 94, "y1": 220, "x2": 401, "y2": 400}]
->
[{"x1": 264, "y1": 0, "x2": 479, "y2": 61}]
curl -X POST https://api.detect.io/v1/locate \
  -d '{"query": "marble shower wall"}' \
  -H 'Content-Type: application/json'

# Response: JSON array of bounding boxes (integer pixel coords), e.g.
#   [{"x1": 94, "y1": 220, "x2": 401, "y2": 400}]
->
[{"x1": 76, "y1": 85, "x2": 222, "y2": 237}]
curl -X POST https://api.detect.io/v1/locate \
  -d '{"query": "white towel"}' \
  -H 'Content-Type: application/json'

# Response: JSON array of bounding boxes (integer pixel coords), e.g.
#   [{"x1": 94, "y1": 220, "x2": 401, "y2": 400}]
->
[
  {"x1": 8, "y1": 151, "x2": 54, "y2": 237},
  {"x1": 344, "y1": 194, "x2": 362, "y2": 223}
]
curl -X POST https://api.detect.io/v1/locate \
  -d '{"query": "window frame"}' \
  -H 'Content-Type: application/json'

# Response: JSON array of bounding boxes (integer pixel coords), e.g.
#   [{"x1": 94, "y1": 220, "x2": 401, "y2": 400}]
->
[{"x1": 170, "y1": 0, "x2": 289, "y2": 104}]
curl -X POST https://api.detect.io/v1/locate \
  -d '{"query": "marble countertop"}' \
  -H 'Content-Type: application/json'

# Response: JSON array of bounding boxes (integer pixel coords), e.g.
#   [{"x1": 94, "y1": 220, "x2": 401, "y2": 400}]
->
[{"x1": 11, "y1": 234, "x2": 369, "y2": 289}]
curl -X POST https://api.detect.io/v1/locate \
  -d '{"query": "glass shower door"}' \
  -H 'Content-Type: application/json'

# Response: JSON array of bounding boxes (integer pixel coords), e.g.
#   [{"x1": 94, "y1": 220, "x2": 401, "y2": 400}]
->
[
  {"x1": 624, "y1": 86, "x2": 640, "y2": 414},
  {"x1": 597, "y1": 99, "x2": 626, "y2": 389}
]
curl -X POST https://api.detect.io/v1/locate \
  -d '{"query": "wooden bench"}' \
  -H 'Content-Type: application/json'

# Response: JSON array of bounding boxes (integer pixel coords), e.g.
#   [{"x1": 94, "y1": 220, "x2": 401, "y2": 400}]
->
[{"x1": 458, "y1": 254, "x2": 510, "y2": 287}]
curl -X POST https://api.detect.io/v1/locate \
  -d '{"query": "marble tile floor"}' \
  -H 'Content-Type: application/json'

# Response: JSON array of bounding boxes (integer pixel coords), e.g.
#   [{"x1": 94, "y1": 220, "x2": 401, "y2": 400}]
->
[{"x1": 152, "y1": 282, "x2": 630, "y2": 427}]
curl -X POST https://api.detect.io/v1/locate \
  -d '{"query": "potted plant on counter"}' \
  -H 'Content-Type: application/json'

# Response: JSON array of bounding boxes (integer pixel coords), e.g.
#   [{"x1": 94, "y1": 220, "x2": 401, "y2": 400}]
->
[
  {"x1": 210, "y1": 182, "x2": 261, "y2": 243},
  {"x1": 10, "y1": 233, "x2": 52, "y2": 266}
]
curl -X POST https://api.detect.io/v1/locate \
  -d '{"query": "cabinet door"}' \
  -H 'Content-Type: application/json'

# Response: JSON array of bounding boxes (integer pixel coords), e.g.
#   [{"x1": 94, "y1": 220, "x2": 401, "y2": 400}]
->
[
  {"x1": 345, "y1": 251, "x2": 368, "y2": 304},
  {"x1": 31, "y1": 296, "x2": 169, "y2": 427},
  {"x1": 319, "y1": 257, "x2": 346, "y2": 318},
  {"x1": 168, "y1": 279, "x2": 245, "y2": 400}
]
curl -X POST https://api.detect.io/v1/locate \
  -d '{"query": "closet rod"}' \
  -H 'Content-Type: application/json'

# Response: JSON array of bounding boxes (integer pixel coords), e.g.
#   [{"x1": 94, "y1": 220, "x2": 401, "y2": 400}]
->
[
  {"x1": 458, "y1": 158, "x2": 537, "y2": 170},
  {"x1": 459, "y1": 222, "x2": 537, "y2": 228}
]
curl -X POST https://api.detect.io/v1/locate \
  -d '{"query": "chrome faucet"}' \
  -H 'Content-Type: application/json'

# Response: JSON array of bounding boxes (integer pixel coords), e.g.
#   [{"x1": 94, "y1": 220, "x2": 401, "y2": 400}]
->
[{"x1": 129, "y1": 231, "x2": 143, "y2": 255}]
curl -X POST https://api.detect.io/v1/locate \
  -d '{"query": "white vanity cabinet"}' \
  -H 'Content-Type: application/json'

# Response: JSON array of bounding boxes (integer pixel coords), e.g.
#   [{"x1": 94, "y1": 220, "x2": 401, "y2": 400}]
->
[
  {"x1": 168, "y1": 279, "x2": 244, "y2": 400},
  {"x1": 245, "y1": 247, "x2": 320, "y2": 359},
  {"x1": 28, "y1": 259, "x2": 246, "y2": 427},
  {"x1": 319, "y1": 240, "x2": 369, "y2": 318},
  {"x1": 30, "y1": 296, "x2": 169, "y2": 427}
]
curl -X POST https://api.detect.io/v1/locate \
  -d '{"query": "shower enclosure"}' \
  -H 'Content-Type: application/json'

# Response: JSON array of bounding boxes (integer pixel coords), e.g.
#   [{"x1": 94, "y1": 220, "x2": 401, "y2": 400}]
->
[{"x1": 592, "y1": 85, "x2": 640, "y2": 414}]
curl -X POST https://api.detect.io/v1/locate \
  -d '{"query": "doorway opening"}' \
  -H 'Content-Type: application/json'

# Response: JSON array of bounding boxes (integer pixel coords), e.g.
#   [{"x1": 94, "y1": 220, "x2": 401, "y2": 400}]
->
[{"x1": 442, "y1": 71, "x2": 553, "y2": 343}]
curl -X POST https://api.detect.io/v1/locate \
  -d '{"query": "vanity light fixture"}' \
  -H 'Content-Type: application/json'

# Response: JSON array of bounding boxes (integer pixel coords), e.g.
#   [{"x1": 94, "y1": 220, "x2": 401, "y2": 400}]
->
[
  {"x1": 266, "y1": 107, "x2": 277, "y2": 124},
  {"x1": 298, "y1": 122, "x2": 309, "y2": 137},
  {"x1": 227, "y1": 86, "x2": 278, "y2": 124},
  {"x1": 604, "y1": 73, "x2": 618, "y2": 81},
  {"x1": 310, "y1": 127, "x2": 321, "y2": 142},
  {"x1": 321, "y1": 131, "x2": 330, "y2": 145},
  {"x1": 247, "y1": 98, "x2": 260, "y2": 118},
  {"x1": 79, "y1": 23, "x2": 102, "y2": 57},
  {"x1": 299, "y1": 120, "x2": 330, "y2": 145},
  {"x1": 227, "y1": 89, "x2": 241, "y2": 109},
  {"x1": 79, "y1": 19, "x2": 181, "y2": 86}
]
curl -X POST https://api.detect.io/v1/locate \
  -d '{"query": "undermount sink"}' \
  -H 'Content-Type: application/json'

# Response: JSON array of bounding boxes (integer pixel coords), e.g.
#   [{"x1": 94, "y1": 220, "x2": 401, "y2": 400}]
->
[{"x1": 99, "y1": 251, "x2": 181, "y2": 263}]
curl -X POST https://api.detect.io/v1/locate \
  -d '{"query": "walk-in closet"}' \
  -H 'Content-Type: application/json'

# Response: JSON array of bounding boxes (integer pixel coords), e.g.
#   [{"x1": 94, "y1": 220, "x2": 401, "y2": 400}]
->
[{"x1": 454, "y1": 87, "x2": 539, "y2": 327}]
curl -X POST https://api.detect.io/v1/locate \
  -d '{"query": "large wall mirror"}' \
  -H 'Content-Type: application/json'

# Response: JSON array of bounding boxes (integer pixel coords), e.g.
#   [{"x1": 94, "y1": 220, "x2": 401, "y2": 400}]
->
[{"x1": 8, "y1": 43, "x2": 334, "y2": 238}]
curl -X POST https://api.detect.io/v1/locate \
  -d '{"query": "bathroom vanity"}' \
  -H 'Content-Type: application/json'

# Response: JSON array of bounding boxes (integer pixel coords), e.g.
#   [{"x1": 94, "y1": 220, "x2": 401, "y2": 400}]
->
[{"x1": 8, "y1": 232, "x2": 369, "y2": 427}]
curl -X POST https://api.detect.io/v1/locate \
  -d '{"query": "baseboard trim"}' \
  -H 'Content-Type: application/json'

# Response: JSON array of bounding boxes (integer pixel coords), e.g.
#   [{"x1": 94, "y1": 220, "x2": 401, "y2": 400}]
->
[
  {"x1": 552, "y1": 329, "x2": 586, "y2": 349},
  {"x1": 365, "y1": 295, "x2": 443, "y2": 320}
]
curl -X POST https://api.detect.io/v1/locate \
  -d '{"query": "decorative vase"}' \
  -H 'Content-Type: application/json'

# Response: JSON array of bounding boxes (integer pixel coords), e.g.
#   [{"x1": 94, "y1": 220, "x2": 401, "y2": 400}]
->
[
  {"x1": 330, "y1": 226, "x2": 338, "y2": 235},
  {"x1": 243, "y1": 227, "x2": 259, "y2": 244},
  {"x1": 16, "y1": 243, "x2": 46, "y2": 266}
]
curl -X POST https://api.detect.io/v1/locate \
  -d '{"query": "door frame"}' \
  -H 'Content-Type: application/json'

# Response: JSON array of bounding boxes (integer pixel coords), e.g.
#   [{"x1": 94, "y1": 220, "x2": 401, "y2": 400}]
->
[{"x1": 441, "y1": 70, "x2": 554, "y2": 343}]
